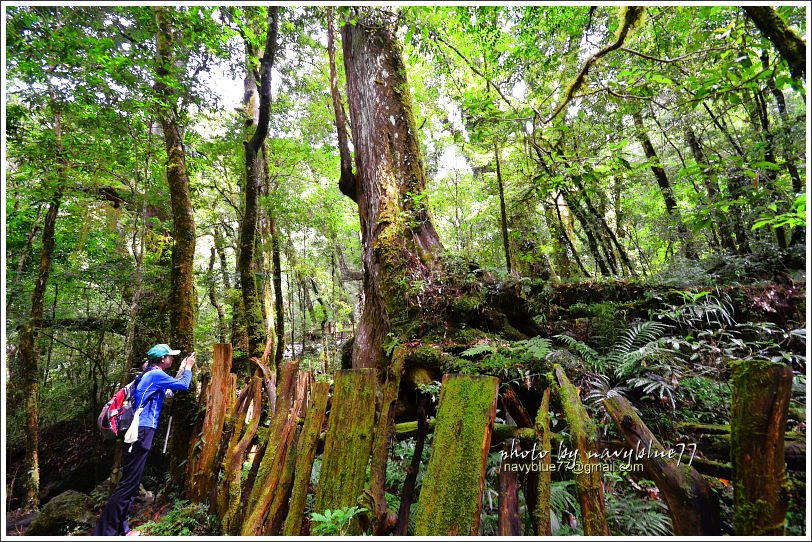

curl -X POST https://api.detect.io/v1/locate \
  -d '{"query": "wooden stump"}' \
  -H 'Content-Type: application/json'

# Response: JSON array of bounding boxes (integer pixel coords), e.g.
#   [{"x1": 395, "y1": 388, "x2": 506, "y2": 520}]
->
[
  {"x1": 283, "y1": 380, "x2": 330, "y2": 536},
  {"x1": 187, "y1": 343, "x2": 236, "y2": 502},
  {"x1": 314, "y1": 369, "x2": 377, "y2": 515},
  {"x1": 552, "y1": 365, "x2": 609, "y2": 535},
  {"x1": 219, "y1": 377, "x2": 262, "y2": 534},
  {"x1": 730, "y1": 360, "x2": 793, "y2": 535},
  {"x1": 240, "y1": 362, "x2": 304, "y2": 535},
  {"x1": 414, "y1": 374, "x2": 499, "y2": 536},
  {"x1": 498, "y1": 438, "x2": 522, "y2": 536},
  {"x1": 604, "y1": 394, "x2": 721, "y2": 535}
]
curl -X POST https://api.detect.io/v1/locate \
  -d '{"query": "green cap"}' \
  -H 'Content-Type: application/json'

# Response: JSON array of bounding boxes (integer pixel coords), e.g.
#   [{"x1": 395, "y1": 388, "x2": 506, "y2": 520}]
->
[{"x1": 146, "y1": 343, "x2": 181, "y2": 361}]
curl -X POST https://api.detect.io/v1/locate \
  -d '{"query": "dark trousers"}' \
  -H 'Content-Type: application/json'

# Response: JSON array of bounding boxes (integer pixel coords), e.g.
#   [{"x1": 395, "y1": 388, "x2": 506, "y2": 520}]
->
[{"x1": 94, "y1": 427, "x2": 156, "y2": 536}]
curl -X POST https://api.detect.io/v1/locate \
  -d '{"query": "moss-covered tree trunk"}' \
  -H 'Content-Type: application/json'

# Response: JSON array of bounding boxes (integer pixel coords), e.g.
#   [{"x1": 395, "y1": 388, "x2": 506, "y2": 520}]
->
[
  {"x1": 238, "y1": 7, "x2": 279, "y2": 363},
  {"x1": 604, "y1": 394, "x2": 721, "y2": 535},
  {"x1": 153, "y1": 7, "x2": 199, "y2": 489},
  {"x1": 414, "y1": 375, "x2": 499, "y2": 536},
  {"x1": 16, "y1": 132, "x2": 64, "y2": 512},
  {"x1": 341, "y1": 9, "x2": 444, "y2": 371},
  {"x1": 552, "y1": 366, "x2": 609, "y2": 535},
  {"x1": 743, "y1": 6, "x2": 806, "y2": 80},
  {"x1": 730, "y1": 360, "x2": 793, "y2": 535}
]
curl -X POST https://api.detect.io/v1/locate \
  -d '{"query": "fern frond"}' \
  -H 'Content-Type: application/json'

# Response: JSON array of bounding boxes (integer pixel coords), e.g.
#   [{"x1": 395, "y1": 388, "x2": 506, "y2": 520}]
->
[
  {"x1": 555, "y1": 334, "x2": 601, "y2": 368},
  {"x1": 617, "y1": 321, "x2": 669, "y2": 353},
  {"x1": 460, "y1": 342, "x2": 495, "y2": 358}
]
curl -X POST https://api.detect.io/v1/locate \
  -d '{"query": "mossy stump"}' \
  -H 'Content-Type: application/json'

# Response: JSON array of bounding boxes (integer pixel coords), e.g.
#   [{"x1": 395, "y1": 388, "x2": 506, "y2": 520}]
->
[
  {"x1": 414, "y1": 374, "x2": 499, "y2": 536},
  {"x1": 730, "y1": 359, "x2": 793, "y2": 535},
  {"x1": 283, "y1": 380, "x2": 330, "y2": 536},
  {"x1": 604, "y1": 394, "x2": 721, "y2": 535},
  {"x1": 314, "y1": 369, "x2": 377, "y2": 516}
]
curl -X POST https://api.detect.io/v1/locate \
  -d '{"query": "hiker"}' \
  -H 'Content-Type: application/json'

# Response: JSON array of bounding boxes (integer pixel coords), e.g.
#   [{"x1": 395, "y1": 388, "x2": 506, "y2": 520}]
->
[{"x1": 94, "y1": 344, "x2": 195, "y2": 536}]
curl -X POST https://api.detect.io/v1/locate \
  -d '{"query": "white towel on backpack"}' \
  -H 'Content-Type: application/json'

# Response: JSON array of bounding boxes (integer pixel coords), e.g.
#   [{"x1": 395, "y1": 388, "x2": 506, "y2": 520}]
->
[{"x1": 124, "y1": 408, "x2": 143, "y2": 443}]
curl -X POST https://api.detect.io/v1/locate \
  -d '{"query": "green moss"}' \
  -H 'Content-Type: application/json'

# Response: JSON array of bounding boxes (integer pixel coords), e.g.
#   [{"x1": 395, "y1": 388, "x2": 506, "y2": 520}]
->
[
  {"x1": 414, "y1": 375, "x2": 499, "y2": 535},
  {"x1": 315, "y1": 370, "x2": 377, "y2": 515}
]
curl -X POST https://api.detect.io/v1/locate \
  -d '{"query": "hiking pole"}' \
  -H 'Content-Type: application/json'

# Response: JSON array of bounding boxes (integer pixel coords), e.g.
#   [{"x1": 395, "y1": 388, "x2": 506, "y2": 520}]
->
[{"x1": 163, "y1": 358, "x2": 190, "y2": 454}]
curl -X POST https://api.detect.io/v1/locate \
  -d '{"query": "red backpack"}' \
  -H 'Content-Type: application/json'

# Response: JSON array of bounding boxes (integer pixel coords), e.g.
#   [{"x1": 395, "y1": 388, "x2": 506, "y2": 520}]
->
[{"x1": 98, "y1": 371, "x2": 157, "y2": 438}]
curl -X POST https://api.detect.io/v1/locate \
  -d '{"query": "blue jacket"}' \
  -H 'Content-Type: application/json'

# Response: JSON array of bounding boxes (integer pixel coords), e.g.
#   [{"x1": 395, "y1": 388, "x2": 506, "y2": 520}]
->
[{"x1": 134, "y1": 366, "x2": 192, "y2": 429}]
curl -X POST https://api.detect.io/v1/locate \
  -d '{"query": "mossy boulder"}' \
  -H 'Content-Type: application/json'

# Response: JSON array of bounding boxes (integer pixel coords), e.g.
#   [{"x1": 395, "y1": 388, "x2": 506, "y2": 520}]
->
[{"x1": 26, "y1": 490, "x2": 95, "y2": 536}]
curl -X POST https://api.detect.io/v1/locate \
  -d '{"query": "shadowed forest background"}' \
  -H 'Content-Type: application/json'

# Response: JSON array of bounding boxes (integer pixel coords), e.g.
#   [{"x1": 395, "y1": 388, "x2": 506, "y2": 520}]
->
[{"x1": 3, "y1": 4, "x2": 808, "y2": 537}]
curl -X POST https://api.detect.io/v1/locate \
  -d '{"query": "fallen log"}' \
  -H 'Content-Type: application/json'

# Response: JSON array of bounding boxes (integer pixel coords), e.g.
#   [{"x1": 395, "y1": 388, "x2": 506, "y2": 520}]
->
[{"x1": 604, "y1": 394, "x2": 722, "y2": 535}]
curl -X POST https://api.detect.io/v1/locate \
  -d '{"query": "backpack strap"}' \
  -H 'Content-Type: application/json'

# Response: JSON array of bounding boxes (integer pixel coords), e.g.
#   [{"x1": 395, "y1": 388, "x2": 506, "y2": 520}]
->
[{"x1": 135, "y1": 366, "x2": 162, "y2": 410}]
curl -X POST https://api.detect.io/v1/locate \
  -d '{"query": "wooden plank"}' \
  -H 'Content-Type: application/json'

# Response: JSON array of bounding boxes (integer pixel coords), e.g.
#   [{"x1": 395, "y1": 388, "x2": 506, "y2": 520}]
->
[
  {"x1": 532, "y1": 387, "x2": 552, "y2": 535},
  {"x1": 552, "y1": 365, "x2": 609, "y2": 535},
  {"x1": 219, "y1": 377, "x2": 262, "y2": 535},
  {"x1": 314, "y1": 369, "x2": 377, "y2": 515},
  {"x1": 283, "y1": 380, "x2": 330, "y2": 536},
  {"x1": 264, "y1": 371, "x2": 312, "y2": 534},
  {"x1": 414, "y1": 374, "x2": 499, "y2": 536}
]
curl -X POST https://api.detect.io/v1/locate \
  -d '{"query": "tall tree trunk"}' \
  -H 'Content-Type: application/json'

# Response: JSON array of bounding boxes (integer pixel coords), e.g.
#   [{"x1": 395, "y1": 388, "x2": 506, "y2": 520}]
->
[
  {"x1": 154, "y1": 6, "x2": 199, "y2": 489},
  {"x1": 270, "y1": 217, "x2": 285, "y2": 370},
  {"x1": 730, "y1": 360, "x2": 793, "y2": 535},
  {"x1": 684, "y1": 127, "x2": 738, "y2": 253},
  {"x1": 743, "y1": 6, "x2": 806, "y2": 80},
  {"x1": 342, "y1": 10, "x2": 444, "y2": 371},
  {"x1": 494, "y1": 142, "x2": 513, "y2": 274},
  {"x1": 239, "y1": 7, "x2": 279, "y2": 362},
  {"x1": 208, "y1": 245, "x2": 227, "y2": 342},
  {"x1": 762, "y1": 51, "x2": 805, "y2": 246},
  {"x1": 16, "y1": 103, "x2": 66, "y2": 511},
  {"x1": 562, "y1": 191, "x2": 611, "y2": 276},
  {"x1": 633, "y1": 111, "x2": 697, "y2": 260},
  {"x1": 327, "y1": 6, "x2": 357, "y2": 202}
]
